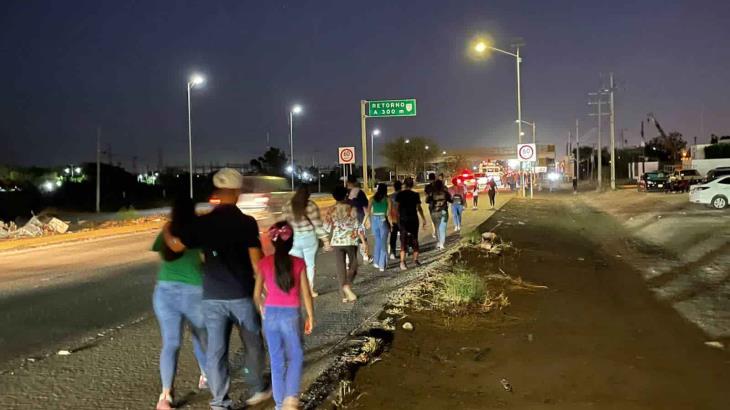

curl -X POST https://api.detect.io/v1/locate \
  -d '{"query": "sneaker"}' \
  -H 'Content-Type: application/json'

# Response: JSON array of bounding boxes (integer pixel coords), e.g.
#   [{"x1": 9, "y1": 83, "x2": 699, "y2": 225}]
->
[
  {"x1": 198, "y1": 374, "x2": 208, "y2": 390},
  {"x1": 400, "y1": 263, "x2": 407, "y2": 271},
  {"x1": 379, "y1": 267, "x2": 386, "y2": 272},
  {"x1": 245, "y1": 389, "x2": 273, "y2": 406},
  {"x1": 372, "y1": 263, "x2": 381, "y2": 269},
  {"x1": 389, "y1": 254, "x2": 397, "y2": 260},
  {"x1": 156, "y1": 393, "x2": 173, "y2": 410}
]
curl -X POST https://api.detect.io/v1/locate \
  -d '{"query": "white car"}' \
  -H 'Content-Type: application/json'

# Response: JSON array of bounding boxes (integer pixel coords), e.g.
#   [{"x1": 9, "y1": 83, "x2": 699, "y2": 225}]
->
[{"x1": 689, "y1": 175, "x2": 730, "y2": 209}]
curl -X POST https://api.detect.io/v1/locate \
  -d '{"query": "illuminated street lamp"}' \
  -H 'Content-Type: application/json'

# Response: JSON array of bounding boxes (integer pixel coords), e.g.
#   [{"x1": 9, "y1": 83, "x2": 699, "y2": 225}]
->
[
  {"x1": 289, "y1": 104, "x2": 303, "y2": 190},
  {"x1": 187, "y1": 73, "x2": 205, "y2": 199},
  {"x1": 472, "y1": 37, "x2": 525, "y2": 197},
  {"x1": 371, "y1": 128, "x2": 381, "y2": 185}
]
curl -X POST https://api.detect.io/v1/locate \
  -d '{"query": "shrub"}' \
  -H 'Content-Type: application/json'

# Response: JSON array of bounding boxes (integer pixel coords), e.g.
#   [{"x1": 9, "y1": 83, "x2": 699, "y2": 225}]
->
[{"x1": 440, "y1": 266, "x2": 485, "y2": 304}]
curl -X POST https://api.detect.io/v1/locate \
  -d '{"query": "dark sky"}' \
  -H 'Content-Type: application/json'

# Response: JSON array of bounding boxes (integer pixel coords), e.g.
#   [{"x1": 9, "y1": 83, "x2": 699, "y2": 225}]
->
[{"x1": 2, "y1": 0, "x2": 729, "y2": 169}]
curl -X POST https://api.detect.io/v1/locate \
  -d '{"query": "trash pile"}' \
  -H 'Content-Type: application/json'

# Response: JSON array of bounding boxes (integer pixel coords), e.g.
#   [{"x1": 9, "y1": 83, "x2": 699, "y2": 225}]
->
[{"x1": 0, "y1": 216, "x2": 69, "y2": 239}]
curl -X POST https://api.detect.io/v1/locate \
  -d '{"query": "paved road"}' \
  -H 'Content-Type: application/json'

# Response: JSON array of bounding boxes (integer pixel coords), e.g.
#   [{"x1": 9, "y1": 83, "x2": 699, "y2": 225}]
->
[{"x1": 0, "y1": 193, "x2": 511, "y2": 409}]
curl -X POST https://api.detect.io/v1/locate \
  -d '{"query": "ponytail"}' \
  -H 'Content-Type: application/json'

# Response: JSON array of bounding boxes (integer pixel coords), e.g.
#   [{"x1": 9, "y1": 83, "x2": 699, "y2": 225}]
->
[{"x1": 268, "y1": 222, "x2": 295, "y2": 293}]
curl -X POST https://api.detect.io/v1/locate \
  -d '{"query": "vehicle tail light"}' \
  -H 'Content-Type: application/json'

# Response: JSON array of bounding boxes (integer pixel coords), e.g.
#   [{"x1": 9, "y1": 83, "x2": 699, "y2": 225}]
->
[{"x1": 209, "y1": 198, "x2": 221, "y2": 205}]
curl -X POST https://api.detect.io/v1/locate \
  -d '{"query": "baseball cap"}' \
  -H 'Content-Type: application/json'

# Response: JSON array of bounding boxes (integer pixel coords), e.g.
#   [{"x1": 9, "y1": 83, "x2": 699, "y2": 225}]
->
[{"x1": 213, "y1": 168, "x2": 243, "y2": 190}]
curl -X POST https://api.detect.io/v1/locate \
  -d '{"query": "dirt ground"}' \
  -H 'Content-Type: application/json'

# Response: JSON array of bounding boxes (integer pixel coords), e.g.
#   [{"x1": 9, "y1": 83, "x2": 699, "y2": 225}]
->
[{"x1": 347, "y1": 195, "x2": 730, "y2": 409}]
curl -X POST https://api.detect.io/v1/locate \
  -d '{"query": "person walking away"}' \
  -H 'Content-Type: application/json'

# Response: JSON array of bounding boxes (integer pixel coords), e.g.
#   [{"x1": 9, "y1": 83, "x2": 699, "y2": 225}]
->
[
  {"x1": 282, "y1": 185, "x2": 330, "y2": 298},
  {"x1": 164, "y1": 168, "x2": 270, "y2": 410},
  {"x1": 388, "y1": 180, "x2": 402, "y2": 260},
  {"x1": 426, "y1": 180, "x2": 452, "y2": 250},
  {"x1": 253, "y1": 222, "x2": 314, "y2": 410},
  {"x1": 487, "y1": 178, "x2": 497, "y2": 209},
  {"x1": 572, "y1": 176, "x2": 578, "y2": 194},
  {"x1": 471, "y1": 184, "x2": 479, "y2": 210},
  {"x1": 394, "y1": 177, "x2": 427, "y2": 271},
  {"x1": 424, "y1": 173, "x2": 437, "y2": 238},
  {"x1": 449, "y1": 180, "x2": 465, "y2": 232},
  {"x1": 326, "y1": 185, "x2": 360, "y2": 302},
  {"x1": 363, "y1": 183, "x2": 390, "y2": 272},
  {"x1": 346, "y1": 176, "x2": 371, "y2": 262},
  {"x1": 152, "y1": 197, "x2": 208, "y2": 410}
]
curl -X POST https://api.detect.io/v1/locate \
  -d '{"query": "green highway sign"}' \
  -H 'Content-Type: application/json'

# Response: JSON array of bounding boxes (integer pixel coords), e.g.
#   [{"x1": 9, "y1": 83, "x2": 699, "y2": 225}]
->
[{"x1": 368, "y1": 99, "x2": 417, "y2": 117}]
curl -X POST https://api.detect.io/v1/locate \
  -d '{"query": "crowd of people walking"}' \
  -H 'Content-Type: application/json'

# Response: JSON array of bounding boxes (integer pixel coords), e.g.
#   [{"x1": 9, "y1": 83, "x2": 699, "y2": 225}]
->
[{"x1": 150, "y1": 168, "x2": 495, "y2": 410}]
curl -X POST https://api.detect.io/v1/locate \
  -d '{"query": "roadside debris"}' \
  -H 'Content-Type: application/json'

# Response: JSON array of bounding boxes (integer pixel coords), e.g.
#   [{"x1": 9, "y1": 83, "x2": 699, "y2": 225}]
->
[
  {"x1": 704, "y1": 341, "x2": 725, "y2": 350},
  {"x1": 1, "y1": 215, "x2": 70, "y2": 239},
  {"x1": 500, "y1": 378, "x2": 513, "y2": 392},
  {"x1": 56, "y1": 350, "x2": 72, "y2": 356},
  {"x1": 402, "y1": 322, "x2": 414, "y2": 331}
]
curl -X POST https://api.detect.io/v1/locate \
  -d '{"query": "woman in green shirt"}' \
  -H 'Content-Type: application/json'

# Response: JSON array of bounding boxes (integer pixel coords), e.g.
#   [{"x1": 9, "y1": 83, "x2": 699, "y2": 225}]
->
[
  {"x1": 152, "y1": 197, "x2": 207, "y2": 410},
  {"x1": 364, "y1": 183, "x2": 391, "y2": 272}
]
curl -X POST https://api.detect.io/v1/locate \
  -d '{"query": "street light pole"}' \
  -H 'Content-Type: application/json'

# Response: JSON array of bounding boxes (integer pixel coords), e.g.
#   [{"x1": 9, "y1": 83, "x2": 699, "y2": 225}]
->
[
  {"x1": 187, "y1": 82, "x2": 193, "y2": 199},
  {"x1": 370, "y1": 129, "x2": 380, "y2": 187},
  {"x1": 289, "y1": 105, "x2": 303, "y2": 191},
  {"x1": 474, "y1": 40, "x2": 525, "y2": 197},
  {"x1": 186, "y1": 73, "x2": 205, "y2": 199},
  {"x1": 289, "y1": 111, "x2": 294, "y2": 191}
]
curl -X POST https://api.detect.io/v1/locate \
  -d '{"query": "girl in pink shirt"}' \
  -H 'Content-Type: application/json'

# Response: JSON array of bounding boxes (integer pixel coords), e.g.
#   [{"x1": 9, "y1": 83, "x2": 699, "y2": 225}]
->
[{"x1": 254, "y1": 222, "x2": 314, "y2": 410}]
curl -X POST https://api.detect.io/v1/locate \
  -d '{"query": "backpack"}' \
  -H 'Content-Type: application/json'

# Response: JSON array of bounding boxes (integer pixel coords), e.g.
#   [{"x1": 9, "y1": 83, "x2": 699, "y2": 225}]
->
[{"x1": 431, "y1": 191, "x2": 448, "y2": 213}]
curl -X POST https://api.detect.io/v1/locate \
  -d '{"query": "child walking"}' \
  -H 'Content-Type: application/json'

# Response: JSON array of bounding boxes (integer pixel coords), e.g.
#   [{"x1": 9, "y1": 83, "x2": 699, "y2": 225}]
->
[{"x1": 254, "y1": 222, "x2": 315, "y2": 410}]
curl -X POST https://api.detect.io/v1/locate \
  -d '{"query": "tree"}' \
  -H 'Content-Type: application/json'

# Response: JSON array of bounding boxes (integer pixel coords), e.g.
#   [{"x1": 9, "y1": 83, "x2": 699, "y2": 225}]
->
[
  {"x1": 380, "y1": 137, "x2": 438, "y2": 179},
  {"x1": 646, "y1": 131, "x2": 687, "y2": 163},
  {"x1": 250, "y1": 147, "x2": 288, "y2": 176},
  {"x1": 440, "y1": 154, "x2": 469, "y2": 177}
]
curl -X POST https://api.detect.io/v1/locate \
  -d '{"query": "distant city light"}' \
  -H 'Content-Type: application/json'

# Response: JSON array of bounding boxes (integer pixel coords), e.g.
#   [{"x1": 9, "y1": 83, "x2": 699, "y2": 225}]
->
[
  {"x1": 64, "y1": 168, "x2": 70, "y2": 174},
  {"x1": 405, "y1": 139, "x2": 410, "y2": 144},
  {"x1": 74, "y1": 167, "x2": 82, "y2": 174},
  {"x1": 547, "y1": 172, "x2": 560, "y2": 181},
  {"x1": 42, "y1": 181, "x2": 55, "y2": 192},
  {"x1": 425, "y1": 145, "x2": 430, "y2": 150},
  {"x1": 56, "y1": 180, "x2": 63, "y2": 187},
  {"x1": 302, "y1": 171, "x2": 310, "y2": 180},
  {"x1": 291, "y1": 104, "x2": 303, "y2": 115},
  {"x1": 286, "y1": 165, "x2": 294, "y2": 173},
  {"x1": 373, "y1": 129, "x2": 381, "y2": 136},
  {"x1": 507, "y1": 159, "x2": 519, "y2": 168}
]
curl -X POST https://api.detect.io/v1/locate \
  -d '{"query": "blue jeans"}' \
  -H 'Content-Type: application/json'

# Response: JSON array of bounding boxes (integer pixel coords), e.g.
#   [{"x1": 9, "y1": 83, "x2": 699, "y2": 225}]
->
[
  {"x1": 452, "y1": 203, "x2": 464, "y2": 228},
  {"x1": 263, "y1": 307, "x2": 304, "y2": 410},
  {"x1": 370, "y1": 215, "x2": 389, "y2": 268},
  {"x1": 431, "y1": 211, "x2": 448, "y2": 248},
  {"x1": 152, "y1": 281, "x2": 207, "y2": 390},
  {"x1": 290, "y1": 230, "x2": 319, "y2": 287},
  {"x1": 203, "y1": 298, "x2": 266, "y2": 410}
]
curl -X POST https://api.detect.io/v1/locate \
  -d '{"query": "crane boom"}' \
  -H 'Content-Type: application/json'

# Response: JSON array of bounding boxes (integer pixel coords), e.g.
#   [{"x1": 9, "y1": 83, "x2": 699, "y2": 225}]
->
[{"x1": 647, "y1": 113, "x2": 668, "y2": 139}]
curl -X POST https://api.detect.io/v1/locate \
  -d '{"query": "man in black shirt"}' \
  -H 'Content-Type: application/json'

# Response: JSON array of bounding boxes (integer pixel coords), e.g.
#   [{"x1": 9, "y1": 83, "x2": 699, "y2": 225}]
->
[
  {"x1": 394, "y1": 177, "x2": 426, "y2": 271},
  {"x1": 165, "y1": 168, "x2": 270, "y2": 409}
]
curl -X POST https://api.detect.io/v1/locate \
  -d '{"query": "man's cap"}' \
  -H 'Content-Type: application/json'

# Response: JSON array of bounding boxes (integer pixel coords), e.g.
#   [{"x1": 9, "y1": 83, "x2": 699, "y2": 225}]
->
[{"x1": 213, "y1": 168, "x2": 243, "y2": 189}]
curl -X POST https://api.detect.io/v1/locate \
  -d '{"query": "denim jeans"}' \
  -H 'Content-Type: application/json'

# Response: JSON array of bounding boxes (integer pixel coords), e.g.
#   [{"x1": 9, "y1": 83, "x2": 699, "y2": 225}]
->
[
  {"x1": 430, "y1": 211, "x2": 448, "y2": 248},
  {"x1": 289, "y1": 230, "x2": 319, "y2": 288},
  {"x1": 452, "y1": 203, "x2": 463, "y2": 228},
  {"x1": 370, "y1": 215, "x2": 389, "y2": 268},
  {"x1": 203, "y1": 298, "x2": 266, "y2": 410},
  {"x1": 152, "y1": 281, "x2": 207, "y2": 390},
  {"x1": 263, "y1": 307, "x2": 304, "y2": 410}
]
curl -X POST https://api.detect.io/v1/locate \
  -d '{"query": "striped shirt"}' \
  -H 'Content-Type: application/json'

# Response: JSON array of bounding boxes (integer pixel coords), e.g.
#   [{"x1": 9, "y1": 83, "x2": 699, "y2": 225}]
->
[{"x1": 281, "y1": 200, "x2": 329, "y2": 240}]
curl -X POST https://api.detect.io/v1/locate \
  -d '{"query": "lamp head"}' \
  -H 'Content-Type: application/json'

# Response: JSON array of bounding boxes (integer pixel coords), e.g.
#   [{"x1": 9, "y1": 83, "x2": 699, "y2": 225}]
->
[
  {"x1": 189, "y1": 74, "x2": 205, "y2": 86},
  {"x1": 291, "y1": 105, "x2": 303, "y2": 115}
]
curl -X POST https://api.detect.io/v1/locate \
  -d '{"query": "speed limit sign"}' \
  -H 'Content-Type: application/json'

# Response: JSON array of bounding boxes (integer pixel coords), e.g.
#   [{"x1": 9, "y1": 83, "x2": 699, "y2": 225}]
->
[
  {"x1": 517, "y1": 144, "x2": 536, "y2": 162},
  {"x1": 338, "y1": 146, "x2": 356, "y2": 164}
]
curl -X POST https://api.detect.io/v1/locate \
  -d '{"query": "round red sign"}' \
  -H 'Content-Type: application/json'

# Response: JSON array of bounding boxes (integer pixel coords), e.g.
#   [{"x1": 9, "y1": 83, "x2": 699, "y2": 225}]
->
[
  {"x1": 518, "y1": 145, "x2": 535, "y2": 161},
  {"x1": 339, "y1": 148, "x2": 354, "y2": 163}
]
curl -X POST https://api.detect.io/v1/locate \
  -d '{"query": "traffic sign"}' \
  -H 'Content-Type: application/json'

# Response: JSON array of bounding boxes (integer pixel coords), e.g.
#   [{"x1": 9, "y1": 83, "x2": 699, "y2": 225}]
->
[
  {"x1": 517, "y1": 144, "x2": 536, "y2": 162},
  {"x1": 368, "y1": 99, "x2": 417, "y2": 117},
  {"x1": 338, "y1": 146, "x2": 356, "y2": 164}
]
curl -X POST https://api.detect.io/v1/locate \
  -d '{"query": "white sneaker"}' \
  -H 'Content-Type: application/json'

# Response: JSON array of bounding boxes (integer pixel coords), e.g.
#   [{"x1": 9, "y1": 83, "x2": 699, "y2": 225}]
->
[
  {"x1": 197, "y1": 374, "x2": 208, "y2": 390},
  {"x1": 389, "y1": 254, "x2": 397, "y2": 260},
  {"x1": 245, "y1": 389, "x2": 273, "y2": 406},
  {"x1": 373, "y1": 263, "x2": 381, "y2": 269}
]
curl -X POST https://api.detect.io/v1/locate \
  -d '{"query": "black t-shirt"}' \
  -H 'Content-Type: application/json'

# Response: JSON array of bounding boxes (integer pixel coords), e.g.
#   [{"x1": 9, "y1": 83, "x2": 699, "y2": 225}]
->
[
  {"x1": 176, "y1": 205, "x2": 261, "y2": 300},
  {"x1": 395, "y1": 189, "x2": 421, "y2": 222},
  {"x1": 427, "y1": 189, "x2": 452, "y2": 213}
]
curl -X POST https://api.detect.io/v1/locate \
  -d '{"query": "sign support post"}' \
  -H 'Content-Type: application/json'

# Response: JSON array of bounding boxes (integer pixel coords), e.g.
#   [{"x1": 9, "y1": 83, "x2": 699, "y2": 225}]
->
[{"x1": 360, "y1": 100, "x2": 369, "y2": 191}]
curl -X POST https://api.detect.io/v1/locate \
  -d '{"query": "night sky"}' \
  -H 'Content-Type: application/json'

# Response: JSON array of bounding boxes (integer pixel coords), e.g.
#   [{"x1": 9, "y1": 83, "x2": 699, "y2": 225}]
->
[{"x1": 2, "y1": 0, "x2": 729, "y2": 169}]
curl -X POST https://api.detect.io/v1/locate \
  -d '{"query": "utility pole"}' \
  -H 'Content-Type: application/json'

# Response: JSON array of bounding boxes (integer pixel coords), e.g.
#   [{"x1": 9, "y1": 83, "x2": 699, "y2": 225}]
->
[
  {"x1": 96, "y1": 127, "x2": 101, "y2": 213},
  {"x1": 588, "y1": 89, "x2": 609, "y2": 190},
  {"x1": 575, "y1": 119, "x2": 580, "y2": 184},
  {"x1": 608, "y1": 73, "x2": 617, "y2": 190}
]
